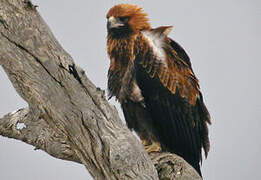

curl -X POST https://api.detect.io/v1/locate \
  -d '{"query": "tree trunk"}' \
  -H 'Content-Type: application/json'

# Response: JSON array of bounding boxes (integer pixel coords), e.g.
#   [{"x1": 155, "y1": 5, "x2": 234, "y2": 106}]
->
[{"x1": 0, "y1": 0, "x2": 201, "y2": 179}]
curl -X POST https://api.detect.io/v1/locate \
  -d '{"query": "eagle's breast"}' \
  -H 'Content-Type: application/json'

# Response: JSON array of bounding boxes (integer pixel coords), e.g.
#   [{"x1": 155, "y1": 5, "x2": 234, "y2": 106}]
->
[{"x1": 107, "y1": 35, "x2": 144, "y2": 103}]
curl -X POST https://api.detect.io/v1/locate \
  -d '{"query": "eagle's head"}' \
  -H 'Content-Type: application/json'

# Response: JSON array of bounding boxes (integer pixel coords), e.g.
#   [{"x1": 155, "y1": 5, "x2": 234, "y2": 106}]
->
[{"x1": 106, "y1": 4, "x2": 151, "y2": 38}]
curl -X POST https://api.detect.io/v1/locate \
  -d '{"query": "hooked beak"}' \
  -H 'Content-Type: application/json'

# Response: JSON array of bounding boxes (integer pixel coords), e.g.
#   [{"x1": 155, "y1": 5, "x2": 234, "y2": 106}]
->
[{"x1": 107, "y1": 16, "x2": 125, "y2": 30}]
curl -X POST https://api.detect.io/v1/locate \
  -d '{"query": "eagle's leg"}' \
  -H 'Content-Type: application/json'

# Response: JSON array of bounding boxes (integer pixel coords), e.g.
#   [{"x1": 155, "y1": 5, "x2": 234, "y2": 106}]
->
[{"x1": 139, "y1": 129, "x2": 161, "y2": 153}]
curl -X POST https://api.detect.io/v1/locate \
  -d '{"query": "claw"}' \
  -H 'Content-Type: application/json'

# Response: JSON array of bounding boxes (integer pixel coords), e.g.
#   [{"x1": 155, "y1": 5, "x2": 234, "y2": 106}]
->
[
  {"x1": 144, "y1": 141, "x2": 161, "y2": 153},
  {"x1": 141, "y1": 139, "x2": 150, "y2": 146}
]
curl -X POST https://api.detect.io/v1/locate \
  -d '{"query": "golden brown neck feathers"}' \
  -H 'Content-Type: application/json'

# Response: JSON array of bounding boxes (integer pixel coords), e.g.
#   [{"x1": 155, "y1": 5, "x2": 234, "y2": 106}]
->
[{"x1": 107, "y1": 4, "x2": 151, "y2": 34}]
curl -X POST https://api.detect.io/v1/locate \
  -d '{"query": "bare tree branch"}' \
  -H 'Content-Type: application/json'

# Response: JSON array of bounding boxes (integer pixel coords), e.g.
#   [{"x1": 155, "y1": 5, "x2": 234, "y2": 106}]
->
[
  {"x1": 0, "y1": 0, "x2": 202, "y2": 179},
  {"x1": 0, "y1": 108, "x2": 80, "y2": 163}
]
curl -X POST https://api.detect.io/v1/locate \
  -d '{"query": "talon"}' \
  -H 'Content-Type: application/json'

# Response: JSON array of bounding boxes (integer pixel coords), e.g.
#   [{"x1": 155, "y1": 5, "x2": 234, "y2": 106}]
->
[
  {"x1": 141, "y1": 139, "x2": 150, "y2": 146},
  {"x1": 144, "y1": 141, "x2": 161, "y2": 153}
]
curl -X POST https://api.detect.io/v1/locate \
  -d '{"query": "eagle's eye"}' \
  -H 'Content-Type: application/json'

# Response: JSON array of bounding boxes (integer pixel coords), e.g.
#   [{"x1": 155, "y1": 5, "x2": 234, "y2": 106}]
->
[{"x1": 119, "y1": 17, "x2": 129, "y2": 23}]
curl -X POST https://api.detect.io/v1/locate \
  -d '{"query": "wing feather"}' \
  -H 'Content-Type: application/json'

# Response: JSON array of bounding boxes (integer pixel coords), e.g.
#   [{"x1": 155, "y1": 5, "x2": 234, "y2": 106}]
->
[
  {"x1": 140, "y1": 28, "x2": 200, "y2": 105},
  {"x1": 134, "y1": 28, "x2": 210, "y2": 175}
]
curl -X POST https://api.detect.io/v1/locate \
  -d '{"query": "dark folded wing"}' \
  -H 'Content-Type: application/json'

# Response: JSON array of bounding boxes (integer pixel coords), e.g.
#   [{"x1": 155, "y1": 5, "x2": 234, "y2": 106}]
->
[{"x1": 134, "y1": 32, "x2": 210, "y2": 175}]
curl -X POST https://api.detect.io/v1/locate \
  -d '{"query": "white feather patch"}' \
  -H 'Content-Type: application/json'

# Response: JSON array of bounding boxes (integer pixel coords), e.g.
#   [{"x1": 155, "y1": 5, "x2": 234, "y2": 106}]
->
[{"x1": 142, "y1": 30, "x2": 167, "y2": 64}]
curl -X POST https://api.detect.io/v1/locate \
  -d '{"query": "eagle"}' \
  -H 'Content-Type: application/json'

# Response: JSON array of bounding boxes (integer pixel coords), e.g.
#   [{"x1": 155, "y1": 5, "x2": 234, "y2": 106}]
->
[{"x1": 106, "y1": 4, "x2": 211, "y2": 176}]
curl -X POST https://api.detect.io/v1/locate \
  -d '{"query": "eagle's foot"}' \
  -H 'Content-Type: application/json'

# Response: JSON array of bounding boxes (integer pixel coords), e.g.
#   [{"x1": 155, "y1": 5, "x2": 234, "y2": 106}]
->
[
  {"x1": 144, "y1": 141, "x2": 161, "y2": 153},
  {"x1": 141, "y1": 139, "x2": 150, "y2": 146}
]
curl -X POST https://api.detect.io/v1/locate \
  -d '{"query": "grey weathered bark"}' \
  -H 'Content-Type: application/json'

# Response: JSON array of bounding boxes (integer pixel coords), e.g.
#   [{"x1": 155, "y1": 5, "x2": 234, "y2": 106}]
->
[{"x1": 0, "y1": 0, "x2": 202, "y2": 180}]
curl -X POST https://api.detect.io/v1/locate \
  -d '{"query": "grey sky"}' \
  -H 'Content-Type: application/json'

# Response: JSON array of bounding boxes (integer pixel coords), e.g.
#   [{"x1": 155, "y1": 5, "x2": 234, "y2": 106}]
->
[{"x1": 0, "y1": 0, "x2": 260, "y2": 179}]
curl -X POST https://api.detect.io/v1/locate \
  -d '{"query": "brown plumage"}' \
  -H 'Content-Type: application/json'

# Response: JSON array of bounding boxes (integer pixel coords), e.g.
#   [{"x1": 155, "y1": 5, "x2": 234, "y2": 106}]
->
[{"x1": 106, "y1": 4, "x2": 211, "y2": 176}]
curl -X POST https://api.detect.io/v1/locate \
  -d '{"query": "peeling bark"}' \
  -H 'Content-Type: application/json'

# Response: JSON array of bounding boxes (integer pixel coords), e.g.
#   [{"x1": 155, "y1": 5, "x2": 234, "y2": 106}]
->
[{"x1": 0, "y1": 0, "x2": 202, "y2": 179}]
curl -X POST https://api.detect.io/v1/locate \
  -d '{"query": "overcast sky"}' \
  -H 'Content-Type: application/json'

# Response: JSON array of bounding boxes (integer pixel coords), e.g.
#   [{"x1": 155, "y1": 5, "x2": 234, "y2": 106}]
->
[{"x1": 0, "y1": 0, "x2": 260, "y2": 180}]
